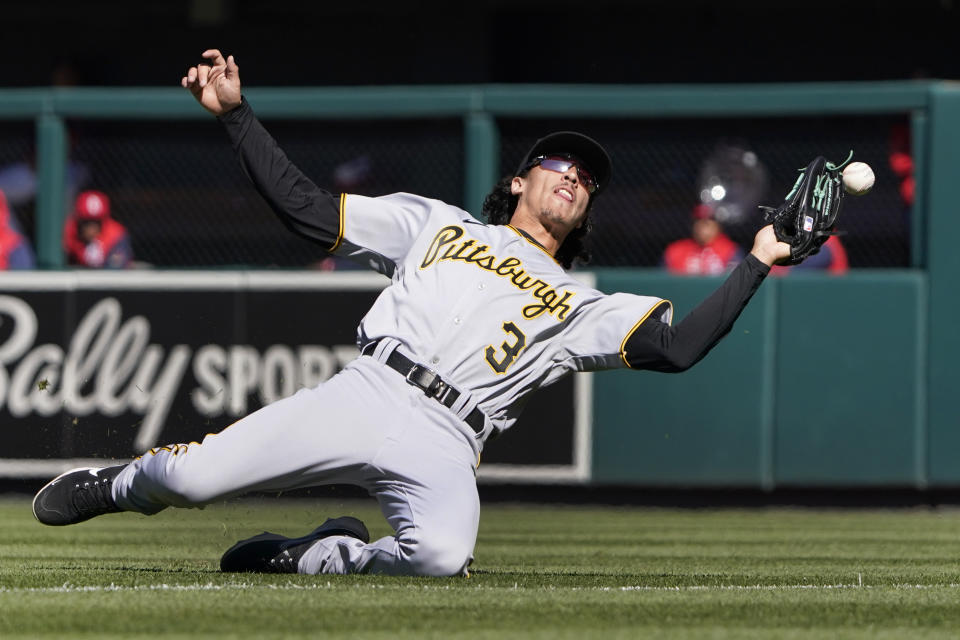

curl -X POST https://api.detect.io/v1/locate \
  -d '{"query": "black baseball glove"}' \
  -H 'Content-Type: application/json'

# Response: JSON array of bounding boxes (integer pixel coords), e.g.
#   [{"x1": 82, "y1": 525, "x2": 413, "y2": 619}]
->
[{"x1": 760, "y1": 152, "x2": 852, "y2": 265}]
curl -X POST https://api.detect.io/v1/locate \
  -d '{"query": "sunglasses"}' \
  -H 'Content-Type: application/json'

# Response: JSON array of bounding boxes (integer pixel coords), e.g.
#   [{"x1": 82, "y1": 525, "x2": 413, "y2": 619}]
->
[{"x1": 529, "y1": 155, "x2": 599, "y2": 194}]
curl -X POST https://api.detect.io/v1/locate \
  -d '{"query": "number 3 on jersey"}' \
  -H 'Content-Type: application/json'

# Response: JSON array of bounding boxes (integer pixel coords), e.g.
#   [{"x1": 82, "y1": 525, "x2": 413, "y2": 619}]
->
[{"x1": 484, "y1": 321, "x2": 527, "y2": 374}]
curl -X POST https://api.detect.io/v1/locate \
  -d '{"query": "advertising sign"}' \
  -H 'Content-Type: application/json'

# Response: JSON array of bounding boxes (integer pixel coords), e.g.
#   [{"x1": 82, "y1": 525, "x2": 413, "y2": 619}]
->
[{"x1": 0, "y1": 272, "x2": 591, "y2": 483}]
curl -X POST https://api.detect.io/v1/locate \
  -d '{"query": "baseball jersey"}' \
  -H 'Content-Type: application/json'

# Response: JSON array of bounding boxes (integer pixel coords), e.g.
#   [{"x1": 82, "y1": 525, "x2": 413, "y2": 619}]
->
[{"x1": 336, "y1": 192, "x2": 670, "y2": 433}]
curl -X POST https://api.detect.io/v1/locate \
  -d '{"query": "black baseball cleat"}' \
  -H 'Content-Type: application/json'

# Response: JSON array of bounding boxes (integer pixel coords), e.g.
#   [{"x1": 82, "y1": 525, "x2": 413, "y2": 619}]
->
[
  {"x1": 220, "y1": 516, "x2": 370, "y2": 574},
  {"x1": 32, "y1": 465, "x2": 126, "y2": 526}
]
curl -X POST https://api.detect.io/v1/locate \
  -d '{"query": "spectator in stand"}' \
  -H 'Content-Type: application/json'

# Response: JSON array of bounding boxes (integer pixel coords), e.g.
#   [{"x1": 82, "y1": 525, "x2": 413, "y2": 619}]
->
[
  {"x1": 662, "y1": 204, "x2": 743, "y2": 275},
  {"x1": 0, "y1": 189, "x2": 36, "y2": 269},
  {"x1": 769, "y1": 235, "x2": 848, "y2": 276},
  {"x1": 63, "y1": 190, "x2": 134, "y2": 268}
]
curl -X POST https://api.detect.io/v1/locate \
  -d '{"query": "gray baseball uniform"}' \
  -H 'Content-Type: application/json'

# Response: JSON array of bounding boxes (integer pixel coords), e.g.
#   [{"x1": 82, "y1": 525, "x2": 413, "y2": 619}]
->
[
  {"x1": 107, "y1": 99, "x2": 771, "y2": 576},
  {"x1": 111, "y1": 189, "x2": 669, "y2": 574}
]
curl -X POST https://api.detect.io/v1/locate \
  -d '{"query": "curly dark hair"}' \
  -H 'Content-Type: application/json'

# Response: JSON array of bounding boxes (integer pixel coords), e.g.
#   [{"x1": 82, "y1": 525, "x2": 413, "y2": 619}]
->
[{"x1": 480, "y1": 173, "x2": 594, "y2": 270}]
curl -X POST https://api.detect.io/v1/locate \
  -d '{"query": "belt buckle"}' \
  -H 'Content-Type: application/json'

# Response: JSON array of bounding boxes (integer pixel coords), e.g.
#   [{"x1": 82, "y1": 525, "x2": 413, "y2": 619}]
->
[{"x1": 405, "y1": 364, "x2": 445, "y2": 398}]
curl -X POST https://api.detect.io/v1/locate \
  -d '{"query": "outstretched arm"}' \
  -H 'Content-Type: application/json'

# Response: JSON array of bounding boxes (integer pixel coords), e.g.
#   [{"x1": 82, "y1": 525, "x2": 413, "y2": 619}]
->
[
  {"x1": 181, "y1": 50, "x2": 341, "y2": 248},
  {"x1": 624, "y1": 225, "x2": 790, "y2": 372}
]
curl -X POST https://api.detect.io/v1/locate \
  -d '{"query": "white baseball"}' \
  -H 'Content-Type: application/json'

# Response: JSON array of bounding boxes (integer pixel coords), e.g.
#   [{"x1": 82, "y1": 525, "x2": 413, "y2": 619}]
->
[{"x1": 842, "y1": 162, "x2": 875, "y2": 196}]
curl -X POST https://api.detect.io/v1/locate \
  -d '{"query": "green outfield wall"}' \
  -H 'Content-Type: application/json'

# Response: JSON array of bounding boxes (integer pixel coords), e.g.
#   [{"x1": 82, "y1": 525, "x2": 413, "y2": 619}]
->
[
  {"x1": 592, "y1": 270, "x2": 929, "y2": 488},
  {"x1": 2, "y1": 81, "x2": 959, "y2": 488}
]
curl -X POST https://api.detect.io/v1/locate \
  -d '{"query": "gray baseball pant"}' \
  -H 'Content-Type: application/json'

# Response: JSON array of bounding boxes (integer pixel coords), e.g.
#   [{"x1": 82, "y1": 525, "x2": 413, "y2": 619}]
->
[{"x1": 110, "y1": 356, "x2": 481, "y2": 576}]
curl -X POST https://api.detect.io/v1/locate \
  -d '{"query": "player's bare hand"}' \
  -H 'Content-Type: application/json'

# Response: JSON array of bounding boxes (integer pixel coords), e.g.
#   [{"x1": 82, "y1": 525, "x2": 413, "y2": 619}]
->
[
  {"x1": 181, "y1": 49, "x2": 242, "y2": 116},
  {"x1": 749, "y1": 224, "x2": 792, "y2": 267}
]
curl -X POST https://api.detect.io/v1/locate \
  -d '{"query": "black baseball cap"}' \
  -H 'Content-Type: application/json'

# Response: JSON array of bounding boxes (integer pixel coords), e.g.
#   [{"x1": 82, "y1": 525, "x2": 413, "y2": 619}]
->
[{"x1": 516, "y1": 131, "x2": 612, "y2": 194}]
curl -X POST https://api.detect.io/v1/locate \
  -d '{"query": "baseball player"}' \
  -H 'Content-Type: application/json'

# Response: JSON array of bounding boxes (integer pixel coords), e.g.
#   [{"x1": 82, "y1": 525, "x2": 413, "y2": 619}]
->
[{"x1": 32, "y1": 50, "x2": 792, "y2": 577}]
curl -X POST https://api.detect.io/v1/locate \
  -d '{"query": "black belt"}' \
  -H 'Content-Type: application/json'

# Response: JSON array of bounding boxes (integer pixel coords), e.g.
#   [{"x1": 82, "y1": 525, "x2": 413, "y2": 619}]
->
[{"x1": 362, "y1": 341, "x2": 487, "y2": 435}]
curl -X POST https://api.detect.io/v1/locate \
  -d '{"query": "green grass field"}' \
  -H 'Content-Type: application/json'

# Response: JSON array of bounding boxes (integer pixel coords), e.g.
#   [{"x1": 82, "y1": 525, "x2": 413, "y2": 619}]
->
[{"x1": 3, "y1": 495, "x2": 960, "y2": 639}]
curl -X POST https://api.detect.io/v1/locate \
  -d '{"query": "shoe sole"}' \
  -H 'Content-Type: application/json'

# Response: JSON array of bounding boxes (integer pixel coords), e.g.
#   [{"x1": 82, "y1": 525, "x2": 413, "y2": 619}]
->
[{"x1": 32, "y1": 467, "x2": 98, "y2": 525}]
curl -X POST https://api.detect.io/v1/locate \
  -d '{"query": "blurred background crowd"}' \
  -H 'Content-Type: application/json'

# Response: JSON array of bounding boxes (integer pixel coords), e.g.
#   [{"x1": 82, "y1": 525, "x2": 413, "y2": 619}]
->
[{"x1": 0, "y1": 0, "x2": 951, "y2": 272}]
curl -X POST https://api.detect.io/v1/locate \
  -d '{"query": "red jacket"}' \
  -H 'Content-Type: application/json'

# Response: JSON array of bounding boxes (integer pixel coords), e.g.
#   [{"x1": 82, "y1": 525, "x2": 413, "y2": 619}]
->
[
  {"x1": 63, "y1": 215, "x2": 132, "y2": 268},
  {"x1": 0, "y1": 190, "x2": 34, "y2": 269},
  {"x1": 663, "y1": 233, "x2": 743, "y2": 275}
]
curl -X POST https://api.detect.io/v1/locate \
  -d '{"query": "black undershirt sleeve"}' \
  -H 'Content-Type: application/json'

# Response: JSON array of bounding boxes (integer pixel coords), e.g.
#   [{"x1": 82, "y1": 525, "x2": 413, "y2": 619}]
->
[
  {"x1": 217, "y1": 97, "x2": 341, "y2": 249},
  {"x1": 624, "y1": 254, "x2": 771, "y2": 372}
]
